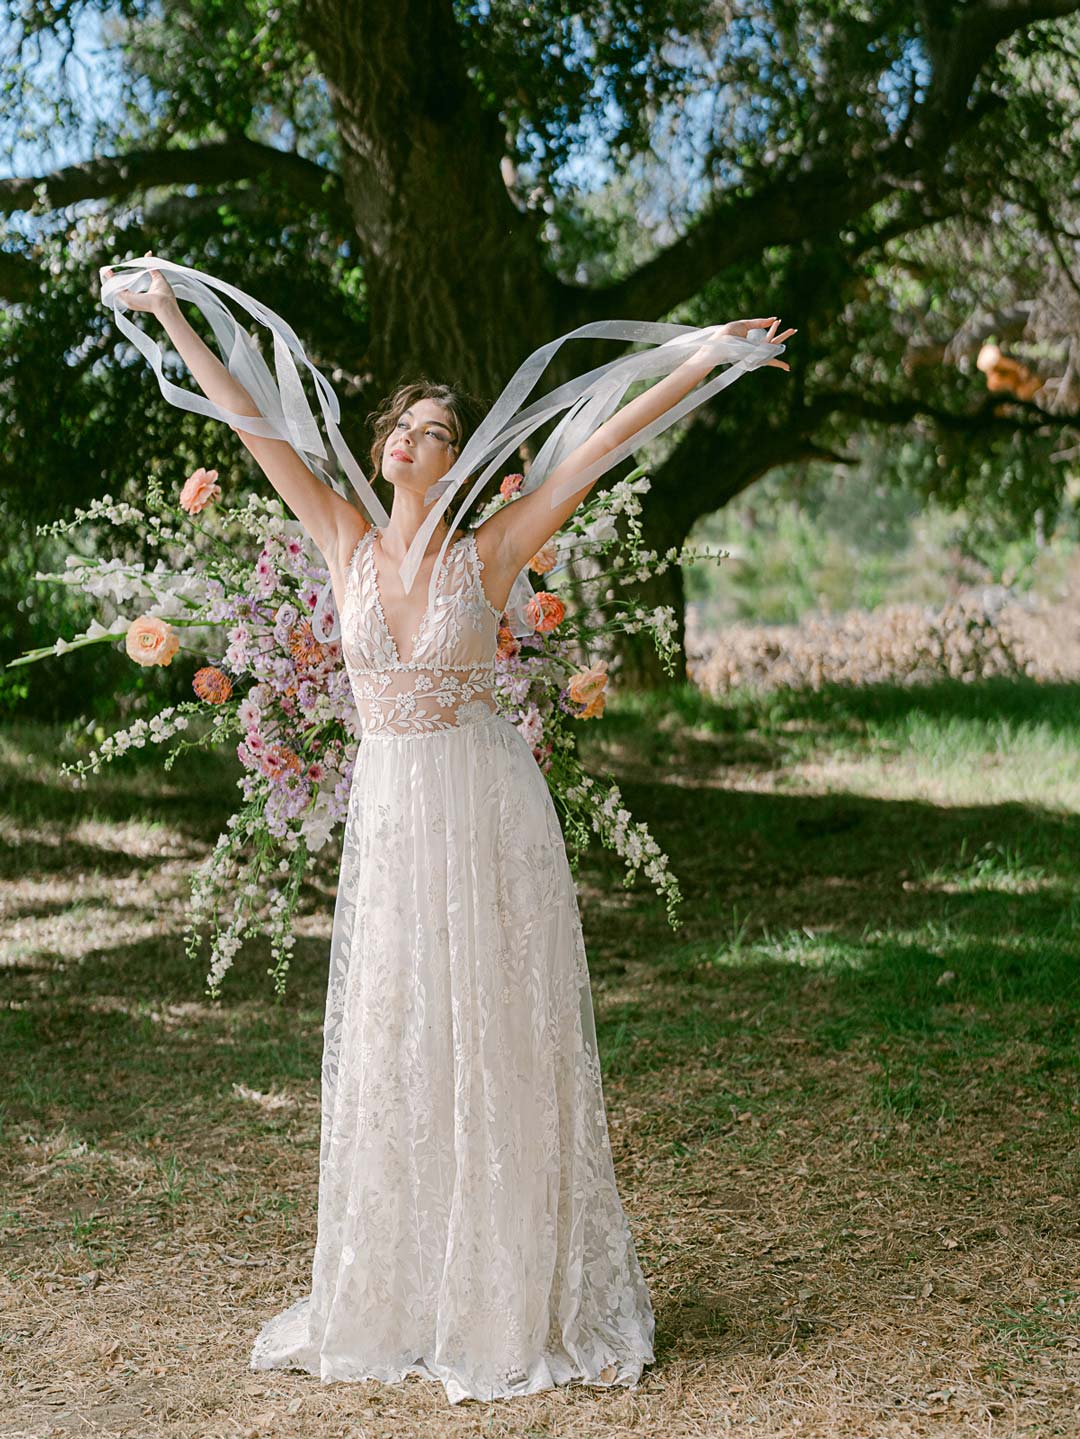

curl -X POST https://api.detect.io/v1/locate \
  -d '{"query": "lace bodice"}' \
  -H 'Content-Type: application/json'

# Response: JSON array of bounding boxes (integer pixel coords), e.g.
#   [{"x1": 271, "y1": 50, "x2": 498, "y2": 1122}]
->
[{"x1": 341, "y1": 527, "x2": 502, "y2": 738}]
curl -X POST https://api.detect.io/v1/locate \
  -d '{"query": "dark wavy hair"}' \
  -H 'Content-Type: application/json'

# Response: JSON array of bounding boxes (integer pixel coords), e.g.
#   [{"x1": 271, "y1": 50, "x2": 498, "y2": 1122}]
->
[{"x1": 366, "y1": 378, "x2": 498, "y2": 531}]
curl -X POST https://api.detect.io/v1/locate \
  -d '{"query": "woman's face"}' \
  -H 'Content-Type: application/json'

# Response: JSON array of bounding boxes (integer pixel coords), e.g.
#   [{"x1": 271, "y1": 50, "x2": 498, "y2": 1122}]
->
[{"x1": 382, "y1": 399, "x2": 459, "y2": 491}]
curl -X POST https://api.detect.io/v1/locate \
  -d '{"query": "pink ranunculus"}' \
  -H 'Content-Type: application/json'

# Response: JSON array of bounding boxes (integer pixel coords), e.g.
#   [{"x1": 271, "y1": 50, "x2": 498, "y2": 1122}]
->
[
  {"x1": 237, "y1": 696, "x2": 261, "y2": 730},
  {"x1": 179, "y1": 466, "x2": 221, "y2": 514},
  {"x1": 518, "y1": 705, "x2": 544, "y2": 747},
  {"x1": 499, "y1": 472, "x2": 524, "y2": 498}
]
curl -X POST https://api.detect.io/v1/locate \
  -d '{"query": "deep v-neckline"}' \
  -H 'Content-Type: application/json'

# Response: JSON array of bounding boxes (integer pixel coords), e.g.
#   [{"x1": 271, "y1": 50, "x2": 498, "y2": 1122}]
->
[{"x1": 366, "y1": 526, "x2": 469, "y2": 666}]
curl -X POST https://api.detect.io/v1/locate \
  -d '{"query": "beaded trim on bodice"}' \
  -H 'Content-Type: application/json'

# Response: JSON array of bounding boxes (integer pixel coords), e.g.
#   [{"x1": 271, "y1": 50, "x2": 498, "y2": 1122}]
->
[{"x1": 341, "y1": 527, "x2": 502, "y2": 738}]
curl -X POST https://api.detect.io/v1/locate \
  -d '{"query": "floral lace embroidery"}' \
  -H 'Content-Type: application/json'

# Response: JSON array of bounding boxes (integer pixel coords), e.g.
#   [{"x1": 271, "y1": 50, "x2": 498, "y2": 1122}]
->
[
  {"x1": 250, "y1": 693, "x2": 657, "y2": 1399},
  {"x1": 341, "y1": 529, "x2": 501, "y2": 739},
  {"x1": 252, "y1": 529, "x2": 657, "y2": 1403}
]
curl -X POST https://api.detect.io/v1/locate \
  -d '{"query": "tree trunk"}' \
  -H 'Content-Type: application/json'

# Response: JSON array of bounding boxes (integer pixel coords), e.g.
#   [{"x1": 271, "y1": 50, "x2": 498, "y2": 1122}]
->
[{"x1": 299, "y1": 0, "x2": 568, "y2": 400}]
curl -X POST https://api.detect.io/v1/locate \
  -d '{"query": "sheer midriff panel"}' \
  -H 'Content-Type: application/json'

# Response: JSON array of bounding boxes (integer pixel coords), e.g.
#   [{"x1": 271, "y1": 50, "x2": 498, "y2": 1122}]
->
[{"x1": 350, "y1": 664, "x2": 499, "y2": 739}]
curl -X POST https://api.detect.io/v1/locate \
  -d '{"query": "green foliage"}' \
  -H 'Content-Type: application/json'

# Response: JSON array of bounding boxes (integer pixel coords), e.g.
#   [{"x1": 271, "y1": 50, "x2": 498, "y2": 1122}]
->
[
  {"x1": 4, "y1": 0, "x2": 1080, "y2": 705},
  {"x1": 686, "y1": 443, "x2": 1080, "y2": 626}
]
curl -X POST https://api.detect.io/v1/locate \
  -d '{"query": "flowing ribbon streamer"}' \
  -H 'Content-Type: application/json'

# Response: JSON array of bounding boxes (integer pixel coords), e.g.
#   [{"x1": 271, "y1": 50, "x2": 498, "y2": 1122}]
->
[
  {"x1": 98, "y1": 255, "x2": 784, "y2": 639},
  {"x1": 396, "y1": 319, "x2": 783, "y2": 629},
  {"x1": 99, "y1": 255, "x2": 391, "y2": 640}
]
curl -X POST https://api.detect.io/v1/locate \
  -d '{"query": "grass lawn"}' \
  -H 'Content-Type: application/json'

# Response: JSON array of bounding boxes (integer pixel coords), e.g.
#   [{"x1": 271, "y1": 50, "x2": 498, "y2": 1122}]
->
[{"x1": 2, "y1": 677, "x2": 1078, "y2": 1438}]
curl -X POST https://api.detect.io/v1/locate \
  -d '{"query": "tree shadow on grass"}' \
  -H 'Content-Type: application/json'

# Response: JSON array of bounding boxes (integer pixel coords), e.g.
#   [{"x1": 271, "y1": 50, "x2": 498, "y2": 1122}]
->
[
  {"x1": 0, "y1": 720, "x2": 241, "y2": 839},
  {"x1": 5, "y1": 679, "x2": 1079, "y2": 1152}
]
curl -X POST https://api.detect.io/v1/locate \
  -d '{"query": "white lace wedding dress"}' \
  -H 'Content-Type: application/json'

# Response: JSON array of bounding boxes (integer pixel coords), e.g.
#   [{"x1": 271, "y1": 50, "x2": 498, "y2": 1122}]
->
[{"x1": 249, "y1": 525, "x2": 656, "y2": 1404}]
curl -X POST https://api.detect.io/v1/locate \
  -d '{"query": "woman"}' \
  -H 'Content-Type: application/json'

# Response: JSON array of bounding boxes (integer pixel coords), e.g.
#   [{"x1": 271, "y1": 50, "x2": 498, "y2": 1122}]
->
[{"x1": 102, "y1": 255, "x2": 792, "y2": 1403}]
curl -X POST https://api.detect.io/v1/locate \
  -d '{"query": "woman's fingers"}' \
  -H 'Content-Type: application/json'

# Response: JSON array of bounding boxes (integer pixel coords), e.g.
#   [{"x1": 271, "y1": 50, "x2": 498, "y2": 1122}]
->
[{"x1": 739, "y1": 317, "x2": 798, "y2": 344}]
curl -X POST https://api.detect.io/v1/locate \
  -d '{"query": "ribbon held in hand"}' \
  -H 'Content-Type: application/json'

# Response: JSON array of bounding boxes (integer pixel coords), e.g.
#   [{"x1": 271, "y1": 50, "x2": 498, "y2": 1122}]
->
[{"x1": 99, "y1": 255, "x2": 786, "y2": 638}]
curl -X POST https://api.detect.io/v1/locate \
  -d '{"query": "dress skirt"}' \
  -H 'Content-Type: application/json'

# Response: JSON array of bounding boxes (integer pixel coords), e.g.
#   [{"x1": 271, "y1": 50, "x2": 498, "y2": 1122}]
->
[{"x1": 249, "y1": 707, "x2": 656, "y2": 1403}]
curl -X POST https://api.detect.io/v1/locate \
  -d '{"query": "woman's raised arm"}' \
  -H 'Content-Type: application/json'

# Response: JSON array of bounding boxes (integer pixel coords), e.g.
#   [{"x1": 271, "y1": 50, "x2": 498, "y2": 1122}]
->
[
  {"x1": 478, "y1": 316, "x2": 795, "y2": 580},
  {"x1": 102, "y1": 255, "x2": 365, "y2": 576}
]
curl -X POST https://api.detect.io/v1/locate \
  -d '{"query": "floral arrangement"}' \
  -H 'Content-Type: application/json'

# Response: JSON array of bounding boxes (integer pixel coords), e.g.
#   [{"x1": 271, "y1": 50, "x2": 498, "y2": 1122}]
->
[{"x1": 13, "y1": 462, "x2": 720, "y2": 999}]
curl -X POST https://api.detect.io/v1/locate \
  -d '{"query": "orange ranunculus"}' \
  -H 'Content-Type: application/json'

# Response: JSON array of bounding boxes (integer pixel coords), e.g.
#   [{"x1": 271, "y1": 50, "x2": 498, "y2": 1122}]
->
[
  {"x1": 125, "y1": 615, "x2": 180, "y2": 667},
  {"x1": 528, "y1": 540, "x2": 558, "y2": 574},
  {"x1": 192, "y1": 666, "x2": 233, "y2": 704},
  {"x1": 525, "y1": 592, "x2": 565, "y2": 633},
  {"x1": 499, "y1": 472, "x2": 524, "y2": 498},
  {"x1": 288, "y1": 621, "x2": 326, "y2": 669},
  {"x1": 567, "y1": 659, "x2": 609, "y2": 710},
  {"x1": 179, "y1": 465, "x2": 222, "y2": 514},
  {"x1": 276, "y1": 745, "x2": 303, "y2": 773},
  {"x1": 496, "y1": 625, "x2": 521, "y2": 659}
]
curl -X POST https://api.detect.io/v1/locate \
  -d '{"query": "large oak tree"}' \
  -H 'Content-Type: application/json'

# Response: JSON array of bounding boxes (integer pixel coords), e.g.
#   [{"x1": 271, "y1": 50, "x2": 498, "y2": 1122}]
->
[{"x1": 3, "y1": 0, "x2": 1080, "y2": 685}]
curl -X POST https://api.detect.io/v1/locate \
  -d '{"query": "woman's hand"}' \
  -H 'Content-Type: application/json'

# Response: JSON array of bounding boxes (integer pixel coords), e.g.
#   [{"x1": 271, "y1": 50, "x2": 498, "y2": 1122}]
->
[
  {"x1": 101, "y1": 250, "x2": 178, "y2": 320},
  {"x1": 696, "y1": 316, "x2": 795, "y2": 371}
]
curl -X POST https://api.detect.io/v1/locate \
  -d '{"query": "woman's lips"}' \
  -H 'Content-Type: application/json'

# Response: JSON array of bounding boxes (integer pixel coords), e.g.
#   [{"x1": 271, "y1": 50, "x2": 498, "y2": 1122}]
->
[{"x1": 390, "y1": 449, "x2": 413, "y2": 463}]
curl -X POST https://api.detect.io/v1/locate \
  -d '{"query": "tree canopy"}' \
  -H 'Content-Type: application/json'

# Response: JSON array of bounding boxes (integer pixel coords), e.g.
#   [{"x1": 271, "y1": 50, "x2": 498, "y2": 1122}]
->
[{"x1": 3, "y1": 0, "x2": 1080, "y2": 683}]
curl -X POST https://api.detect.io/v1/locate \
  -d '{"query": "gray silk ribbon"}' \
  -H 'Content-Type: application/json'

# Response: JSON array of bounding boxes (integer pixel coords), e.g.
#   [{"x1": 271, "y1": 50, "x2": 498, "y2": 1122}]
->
[{"x1": 99, "y1": 255, "x2": 784, "y2": 640}]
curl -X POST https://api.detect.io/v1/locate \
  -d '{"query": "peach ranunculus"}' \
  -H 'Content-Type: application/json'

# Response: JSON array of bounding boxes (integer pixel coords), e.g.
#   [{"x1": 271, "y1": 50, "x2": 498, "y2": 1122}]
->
[
  {"x1": 496, "y1": 624, "x2": 521, "y2": 660},
  {"x1": 528, "y1": 540, "x2": 558, "y2": 574},
  {"x1": 193, "y1": 666, "x2": 233, "y2": 704},
  {"x1": 179, "y1": 465, "x2": 222, "y2": 514},
  {"x1": 568, "y1": 660, "x2": 609, "y2": 720},
  {"x1": 567, "y1": 659, "x2": 608, "y2": 709},
  {"x1": 125, "y1": 615, "x2": 180, "y2": 667},
  {"x1": 499, "y1": 472, "x2": 524, "y2": 498},
  {"x1": 525, "y1": 592, "x2": 565, "y2": 633}
]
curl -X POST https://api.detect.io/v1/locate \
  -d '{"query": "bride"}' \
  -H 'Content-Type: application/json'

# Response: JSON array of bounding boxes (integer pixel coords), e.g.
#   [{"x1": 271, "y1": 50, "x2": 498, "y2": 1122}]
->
[{"x1": 102, "y1": 254, "x2": 791, "y2": 1403}]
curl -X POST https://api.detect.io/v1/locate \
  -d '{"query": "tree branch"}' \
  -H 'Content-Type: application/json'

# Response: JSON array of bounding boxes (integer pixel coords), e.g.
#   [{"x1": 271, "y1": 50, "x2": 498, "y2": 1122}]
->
[
  {"x1": 562, "y1": 161, "x2": 887, "y2": 330},
  {"x1": 803, "y1": 386, "x2": 1080, "y2": 439},
  {"x1": 633, "y1": 374, "x2": 1076, "y2": 564},
  {"x1": 915, "y1": 0, "x2": 1080, "y2": 140},
  {"x1": 573, "y1": 0, "x2": 1080, "y2": 334},
  {"x1": 0, "y1": 137, "x2": 349, "y2": 225}
]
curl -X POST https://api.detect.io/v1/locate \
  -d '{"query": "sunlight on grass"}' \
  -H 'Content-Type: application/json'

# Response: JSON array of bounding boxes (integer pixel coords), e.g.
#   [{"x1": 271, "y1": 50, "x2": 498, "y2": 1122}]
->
[
  {"x1": 819, "y1": 736, "x2": 1080, "y2": 809},
  {"x1": 3, "y1": 680, "x2": 1079, "y2": 1438},
  {"x1": 778, "y1": 684, "x2": 1080, "y2": 809}
]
